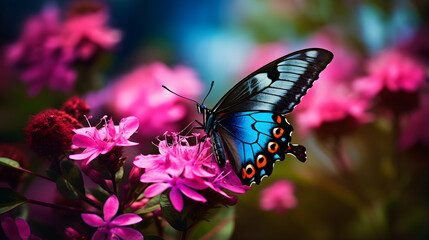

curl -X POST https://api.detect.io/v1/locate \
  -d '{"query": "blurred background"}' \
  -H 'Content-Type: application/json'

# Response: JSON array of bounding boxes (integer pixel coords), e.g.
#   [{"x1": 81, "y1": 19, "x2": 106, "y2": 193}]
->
[{"x1": 0, "y1": 0, "x2": 428, "y2": 239}]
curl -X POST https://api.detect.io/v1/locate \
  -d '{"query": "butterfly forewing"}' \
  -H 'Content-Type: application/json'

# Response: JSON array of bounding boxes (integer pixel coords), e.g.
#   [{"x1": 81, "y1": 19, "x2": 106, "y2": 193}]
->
[{"x1": 212, "y1": 48, "x2": 333, "y2": 114}]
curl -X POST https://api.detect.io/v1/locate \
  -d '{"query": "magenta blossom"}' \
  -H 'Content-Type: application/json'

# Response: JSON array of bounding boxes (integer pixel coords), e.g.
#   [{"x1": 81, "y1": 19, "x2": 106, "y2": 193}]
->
[
  {"x1": 293, "y1": 32, "x2": 372, "y2": 135},
  {"x1": 81, "y1": 195, "x2": 143, "y2": 240},
  {"x1": 6, "y1": 6, "x2": 75, "y2": 96},
  {"x1": 110, "y1": 63, "x2": 203, "y2": 137},
  {"x1": 259, "y1": 179, "x2": 297, "y2": 214},
  {"x1": 134, "y1": 133, "x2": 249, "y2": 212},
  {"x1": 60, "y1": 9, "x2": 121, "y2": 60},
  {"x1": 353, "y1": 50, "x2": 426, "y2": 98},
  {"x1": 69, "y1": 116, "x2": 139, "y2": 163},
  {"x1": 6, "y1": 5, "x2": 121, "y2": 96},
  {"x1": 1, "y1": 217, "x2": 41, "y2": 240}
]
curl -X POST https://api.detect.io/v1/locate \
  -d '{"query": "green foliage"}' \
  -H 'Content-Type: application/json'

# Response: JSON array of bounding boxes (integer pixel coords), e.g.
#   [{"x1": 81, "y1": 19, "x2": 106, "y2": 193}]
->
[
  {"x1": 56, "y1": 160, "x2": 85, "y2": 200},
  {"x1": 135, "y1": 195, "x2": 161, "y2": 215},
  {"x1": 160, "y1": 192, "x2": 187, "y2": 231},
  {"x1": 0, "y1": 187, "x2": 27, "y2": 214},
  {"x1": 0, "y1": 157, "x2": 21, "y2": 168},
  {"x1": 188, "y1": 206, "x2": 235, "y2": 240}
]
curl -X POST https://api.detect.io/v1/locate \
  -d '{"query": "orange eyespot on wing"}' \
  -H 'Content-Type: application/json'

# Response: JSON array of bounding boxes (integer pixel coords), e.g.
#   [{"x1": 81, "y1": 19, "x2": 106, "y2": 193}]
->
[
  {"x1": 267, "y1": 141, "x2": 279, "y2": 153},
  {"x1": 242, "y1": 164, "x2": 256, "y2": 179},
  {"x1": 272, "y1": 127, "x2": 284, "y2": 138},
  {"x1": 256, "y1": 154, "x2": 267, "y2": 168}
]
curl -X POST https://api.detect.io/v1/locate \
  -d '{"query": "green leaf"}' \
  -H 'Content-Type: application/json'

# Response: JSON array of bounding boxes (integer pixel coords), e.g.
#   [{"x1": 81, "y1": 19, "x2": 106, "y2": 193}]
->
[
  {"x1": 160, "y1": 192, "x2": 187, "y2": 231},
  {"x1": 0, "y1": 157, "x2": 20, "y2": 168},
  {"x1": 188, "y1": 206, "x2": 236, "y2": 240},
  {"x1": 0, "y1": 188, "x2": 27, "y2": 214},
  {"x1": 56, "y1": 160, "x2": 85, "y2": 200},
  {"x1": 87, "y1": 188, "x2": 110, "y2": 204},
  {"x1": 46, "y1": 168, "x2": 59, "y2": 180},
  {"x1": 115, "y1": 166, "x2": 124, "y2": 182},
  {"x1": 135, "y1": 195, "x2": 161, "y2": 214}
]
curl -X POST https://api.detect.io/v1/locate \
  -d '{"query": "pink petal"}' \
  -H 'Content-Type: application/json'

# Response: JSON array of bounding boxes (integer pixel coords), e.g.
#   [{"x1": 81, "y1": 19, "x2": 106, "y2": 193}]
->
[
  {"x1": 112, "y1": 227, "x2": 144, "y2": 240},
  {"x1": 144, "y1": 183, "x2": 171, "y2": 198},
  {"x1": 108, "y1": 119, "x2": 116, "y2": 139},
  {"x1": 69, "y1": 148, "x2": 99, "y2": 161},
  {"x1": 104, "y1": 195, "x2": 119, "y2": 222},
  {"x1": 119, "y1": 116, "x2": 139, "y2": 138},
  {"x1": 221, "y1": 184, "x2": 250, "y2": 194},
  {"x1": 139, "y1": 172, "x2": 171, "y2": 183},
  {"x1": 72, "y1": 134, "x2": 96, "y2": 148},
  {"x1": 110, "y1": 214, "x2": 142, "y2": 226},
  {"x1": 170, "y1": 187, "x2": 183, "y2": 212},
  {"x1": 178, "y1": 184, "x2": 206, "y2": 203},
  {"x1": 15, "y1": 219, "x2": 31, "y2": 239},
  {"x1": 91, "y1": 228, "x2": 109, "y2": 240},
  {"x1": 181, "y1": 178, "x2": 208, "y2": 190},
  {"x1": 1, "y1": 217, "x2": 20, "y2": 240},
  {"x1": 133, "y1": 154, "x2": 163, "y2": 168},
  {"x1": 81, "y1": 214, "x2": 105, "y2": 227}
]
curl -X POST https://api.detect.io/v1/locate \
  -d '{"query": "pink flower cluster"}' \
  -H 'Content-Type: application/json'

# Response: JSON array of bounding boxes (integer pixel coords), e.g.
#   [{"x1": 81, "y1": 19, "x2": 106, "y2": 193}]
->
[
  {"x1": 70, "y1": 116, "x2": 139, "y2": 164},
  {"x1": 259, "y1": 179, "x2": 297, "y2": 214},
  {"x1": 293, "y1": 33, "x2": 372, "y2": 135},
  {"x1": 353, "y1": 50, "x2": 426, "y2": 98},
  {"x1": 109, "y1": 62, "x2": 203, "y2": 137},
  {"x1": 134, "y1": 133, "x2": 249, "y2": 212},
  {"x1": 6, "y1": 5, "x2": 121, "y2": 96}
]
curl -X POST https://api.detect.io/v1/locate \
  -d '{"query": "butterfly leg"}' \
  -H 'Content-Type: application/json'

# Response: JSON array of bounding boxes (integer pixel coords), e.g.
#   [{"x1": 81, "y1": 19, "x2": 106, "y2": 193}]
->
[{"x1": 177, "y1": 120, "x2": 205, "y2": 136}]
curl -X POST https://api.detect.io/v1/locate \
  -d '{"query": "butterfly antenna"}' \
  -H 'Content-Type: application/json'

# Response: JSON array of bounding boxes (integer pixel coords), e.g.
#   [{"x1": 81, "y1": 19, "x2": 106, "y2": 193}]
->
[
  {"x1": 201, "y1": 81, "x2": 214, "y2": 105},
  {"x1": 162, "y1": 85, "x2": 200, "y2": 105}
]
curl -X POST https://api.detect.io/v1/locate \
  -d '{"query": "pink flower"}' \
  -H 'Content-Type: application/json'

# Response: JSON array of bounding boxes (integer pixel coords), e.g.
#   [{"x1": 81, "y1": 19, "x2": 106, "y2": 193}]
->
[
  {"x1": 81, "y1": 195, "x2": 143, "y2": 240},
  {"x1": 110, "y1": 63, "x2": 203, "y2": 137},
  {"x1": 259, "y1": 179, "x2": 297, "y2": 214},
  {"x1": 6, "y1": 5, "x2": 121, "y2": 96},
  {"x1": 399, "y1": 96, "x2": 429, "y2": 150},
  {"x1": 60, "y1": 10, "x2": 121, "y2": 60},
  {"x1": 293, "y1": 32, "x2": 372, "y2": 135},
  {"x1": 205, "y1": 162, "x2": 250, "y2": 199},
  {"x1": 69, "y1": 116, "x2": 139, "y2": 163},
  {"x1": 141, "y1": 171, "x2": 208, "y2": 212},
  {"x1": 353, "y1": 50, "x2": 426, "y2": 98},
  {"x1": 294, "y1": 78, "x2": 372, "y2": 135},
  {"x1": 6, "y1": 6, "x2": 76, "y2": 96},
  {"x1": 134, "y1": 133, "x2": 249, "y2": 212},
  {"x1": 1, "y1": 217, "x2": 41, "y2": 240}
]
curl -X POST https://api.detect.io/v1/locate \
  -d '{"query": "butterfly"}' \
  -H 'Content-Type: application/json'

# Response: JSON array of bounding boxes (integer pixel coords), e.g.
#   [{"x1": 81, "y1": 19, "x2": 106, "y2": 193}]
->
[{"x1": 164, "y1": 48, "x2": 333, "y2": 186}]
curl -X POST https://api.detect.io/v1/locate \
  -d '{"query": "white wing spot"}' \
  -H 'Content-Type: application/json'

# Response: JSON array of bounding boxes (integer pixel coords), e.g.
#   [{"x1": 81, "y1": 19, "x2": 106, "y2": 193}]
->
[{"x1": 306, "y1": 50, "x2": 318, "y2": 58}]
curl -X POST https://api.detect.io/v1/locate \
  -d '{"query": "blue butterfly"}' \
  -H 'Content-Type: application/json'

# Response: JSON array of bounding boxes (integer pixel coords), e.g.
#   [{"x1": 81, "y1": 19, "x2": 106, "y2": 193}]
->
[{"x1": 165, "y1": 48, "x2": 333, "y2": 186}]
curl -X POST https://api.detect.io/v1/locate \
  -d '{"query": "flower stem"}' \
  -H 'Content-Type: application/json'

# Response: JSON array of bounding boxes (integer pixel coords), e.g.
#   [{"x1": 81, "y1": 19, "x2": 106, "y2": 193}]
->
[
  {"x1": 27, "y1": 199, "x2": 98, "y2": 214},
  {"x1": 15, "y1": 167, "x2": 54, "y2": 182},
  {"x1": 154, "y1": 216, "x2": 164, "y2": 238}
]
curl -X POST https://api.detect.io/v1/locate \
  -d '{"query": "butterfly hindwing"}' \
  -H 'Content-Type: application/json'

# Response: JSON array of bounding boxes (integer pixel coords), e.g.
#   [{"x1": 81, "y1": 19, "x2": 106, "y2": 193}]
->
[
  {"x1": 215, "y1": 111, "x2": 296, "y2": 185},
  {"x1": 213, "y1": 48, "x2": 333, "y2": 115}
]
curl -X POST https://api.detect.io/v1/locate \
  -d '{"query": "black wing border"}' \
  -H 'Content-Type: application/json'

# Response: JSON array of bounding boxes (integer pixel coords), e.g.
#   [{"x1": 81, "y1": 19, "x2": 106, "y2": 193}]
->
[{"x1": 212, "y1": 48, "x2": 333, "y2": 114}]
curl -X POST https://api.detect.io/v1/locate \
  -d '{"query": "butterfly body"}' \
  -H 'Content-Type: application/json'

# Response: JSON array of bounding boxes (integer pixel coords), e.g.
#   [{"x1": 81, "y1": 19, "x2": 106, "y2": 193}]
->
[{"x1": 197, "y1": 48, "x2": 333, "y2": 186}]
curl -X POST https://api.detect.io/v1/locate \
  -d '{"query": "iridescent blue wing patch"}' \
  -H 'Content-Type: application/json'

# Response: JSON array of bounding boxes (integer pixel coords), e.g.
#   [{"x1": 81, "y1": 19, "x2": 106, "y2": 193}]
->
[
  {"x1": 214, "y1": 111, "x2": 305, "y2": 185},
  {"x1": 206, "y1": 48, "x2": 333, "y2": 186}
]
